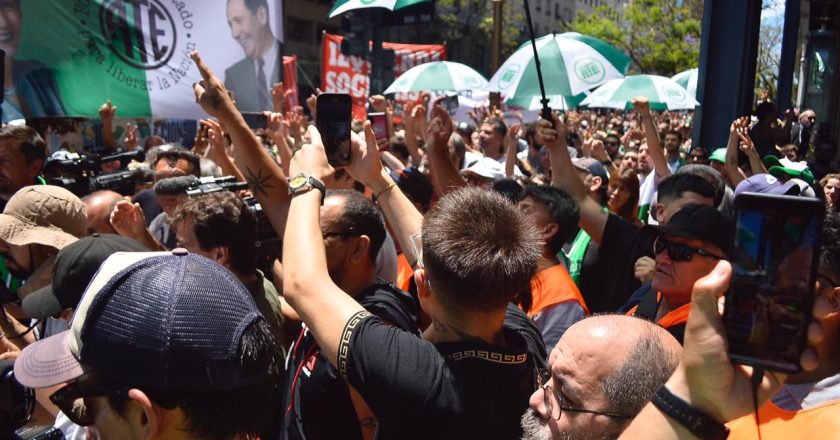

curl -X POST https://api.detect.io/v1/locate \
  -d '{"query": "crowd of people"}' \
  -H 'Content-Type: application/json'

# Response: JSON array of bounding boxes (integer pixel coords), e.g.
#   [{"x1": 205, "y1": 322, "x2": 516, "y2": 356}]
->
[{"x1": 0, "y1": 49, "x2": 838, "y2": 440}]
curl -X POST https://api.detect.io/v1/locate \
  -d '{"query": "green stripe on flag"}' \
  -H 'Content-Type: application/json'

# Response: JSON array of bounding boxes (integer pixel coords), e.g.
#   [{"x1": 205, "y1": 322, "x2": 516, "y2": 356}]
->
[{"x1": 20, "y1": 1, "x2": 152, "y2": 117}]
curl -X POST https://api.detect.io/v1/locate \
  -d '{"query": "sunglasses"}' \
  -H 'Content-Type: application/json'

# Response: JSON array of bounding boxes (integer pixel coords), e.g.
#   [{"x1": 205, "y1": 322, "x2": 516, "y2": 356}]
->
[
  {"x1": 50, "y1": 381, "x2": 129, "y2": 426},
  {"x1": 653, "y1": 237, "x2": 722, "y2": 262}
]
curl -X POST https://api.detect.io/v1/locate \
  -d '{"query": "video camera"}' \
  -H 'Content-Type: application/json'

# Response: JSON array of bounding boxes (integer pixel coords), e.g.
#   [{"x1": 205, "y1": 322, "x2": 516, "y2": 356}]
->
[
  {"x1": 44, "y1": 150, "x2": 145, "y2": 198},
  {"x1": 183, "y1": 177, "x2": 281, "y2": 276},
  {"x1": 0, "y1": 360, "x2": 63, "y2": 439}
]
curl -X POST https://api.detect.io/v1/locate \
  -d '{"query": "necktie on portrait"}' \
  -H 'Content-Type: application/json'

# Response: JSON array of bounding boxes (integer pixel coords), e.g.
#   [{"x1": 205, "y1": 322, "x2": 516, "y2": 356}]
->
[{"x1": 257, "y1": 57, "x2": 270, "y2": 110}]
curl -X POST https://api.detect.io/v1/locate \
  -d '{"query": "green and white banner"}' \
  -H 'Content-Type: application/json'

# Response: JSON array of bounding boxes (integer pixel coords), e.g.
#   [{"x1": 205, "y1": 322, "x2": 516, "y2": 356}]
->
[{"x1": 5, "y1": 0, "x2": 284, "y2": 122}]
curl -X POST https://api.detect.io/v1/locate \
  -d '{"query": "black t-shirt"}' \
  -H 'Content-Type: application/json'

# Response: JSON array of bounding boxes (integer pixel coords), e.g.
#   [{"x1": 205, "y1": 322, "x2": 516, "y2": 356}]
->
[
  {"x1": 594, "y1": 213, "x2": 656, "y2": 312},
  {"x1": 344, "y1": 314, "x2": 536, "y2": 439},
  {"x1": 563, "y1": 229, "x2": 613, "y2": 313},
  {"x1": 280, "y1": 282, "x2": 419, "y2": 440},
  {"x1": 132, "y1": 188, "x2": 162, "y2": 227}
]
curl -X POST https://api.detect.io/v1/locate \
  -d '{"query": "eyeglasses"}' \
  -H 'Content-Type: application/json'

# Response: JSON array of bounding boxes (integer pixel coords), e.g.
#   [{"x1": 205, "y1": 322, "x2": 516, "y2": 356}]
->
[
  {"x1": 653, "y1": 237, "x2": 723, "y2": 262},
  {"x1": 535, "y1": 368, "x2": 631, "y2": 420},
  {"x1": 50, "y1": 381, "x2": 130, "y2": 426}
]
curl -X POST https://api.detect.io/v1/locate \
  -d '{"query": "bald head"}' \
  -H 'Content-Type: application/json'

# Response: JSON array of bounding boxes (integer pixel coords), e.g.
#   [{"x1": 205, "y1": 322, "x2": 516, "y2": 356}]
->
[
  {"x1": 82, "y1": 190, "x2": 123, "y2": 235},
  {"x1": 523, "y1": 315, "x2": 681, "y2": 440}
]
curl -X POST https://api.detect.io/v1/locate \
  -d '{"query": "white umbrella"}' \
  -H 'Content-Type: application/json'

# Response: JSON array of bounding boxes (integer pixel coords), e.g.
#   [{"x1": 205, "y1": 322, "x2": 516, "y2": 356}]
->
[{"x1": 580, "y1": 75, "x2": 699, "y2": 111}]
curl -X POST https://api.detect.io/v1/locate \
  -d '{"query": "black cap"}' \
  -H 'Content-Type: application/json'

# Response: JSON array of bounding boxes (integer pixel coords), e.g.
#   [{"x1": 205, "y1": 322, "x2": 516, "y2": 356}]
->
[
  {"x1": 22, "y1": 234, "x2": 148, "y2": 320},
  {"x1": 644, "y1": 204, "x2": 732, "y2": 256}
]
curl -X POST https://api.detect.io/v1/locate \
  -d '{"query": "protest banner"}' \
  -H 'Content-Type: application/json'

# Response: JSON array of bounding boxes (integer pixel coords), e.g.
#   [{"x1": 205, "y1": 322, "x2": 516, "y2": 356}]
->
[
  {"x1": 321, "y1": 33, "x2": 446, "y2": 120},
  {"x1": 6, "y1": 0, "x2": 292, "y2": 122}
]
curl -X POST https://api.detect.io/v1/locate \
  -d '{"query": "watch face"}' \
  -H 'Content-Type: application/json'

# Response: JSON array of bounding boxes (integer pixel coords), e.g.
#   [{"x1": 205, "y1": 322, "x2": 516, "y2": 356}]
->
[{"x1": 290, "y1": 174, "x2": 308, "y2": 189}]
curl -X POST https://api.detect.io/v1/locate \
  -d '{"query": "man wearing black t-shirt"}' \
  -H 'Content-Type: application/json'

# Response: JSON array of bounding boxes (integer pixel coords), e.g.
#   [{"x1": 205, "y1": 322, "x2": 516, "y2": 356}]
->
[
  {"x1": 190, "y1": 54, "x2": 541, "y2": 439},
  {"x1": 281, "y1": 136, "x2": 541, "y2": 438},
  {"x1": 538, "y1": 109, "x2": 716, "y2": 313},
  {"x1": 280, "y1": 189, "x2": 420, "y2": 440}
]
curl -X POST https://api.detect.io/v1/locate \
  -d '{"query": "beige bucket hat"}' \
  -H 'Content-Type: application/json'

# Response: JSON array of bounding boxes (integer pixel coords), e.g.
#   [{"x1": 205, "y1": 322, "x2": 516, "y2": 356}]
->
[{"x1": 0, "y1": 185, "x2": 86, "y2": 250}]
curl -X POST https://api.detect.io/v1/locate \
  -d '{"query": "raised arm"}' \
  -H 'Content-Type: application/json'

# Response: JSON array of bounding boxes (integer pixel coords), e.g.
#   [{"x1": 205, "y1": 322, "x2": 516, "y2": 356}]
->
[
  {"x1": 426, "y1": 106, "x2": 467, "y2": 196},
  {"x1": 725, "y1": 117, "x2": 748, "y2": 187},
  {"x1": 736, "y1": 124, "x2": 768, "y2": 176},
  {"x1": 202, "y1": 119, "x2": 247, "y2": 182},
  {"x1": 282, "y1": 125, "x2": 366, "y2": 369},
  {"x1": 505, "y1": 123, "x2": 521, "y2": 178},
  {"x1": 99, "y1": 100, "x2": 118, "y2": 150},
  {"x1": 539, "y1": 113, "x2": 608, "y2": 244},
  {"x1": 190, "y1": 51, "x2": 291, "y2": 237},
  {"x1": 634, "y1": 97, "x2": 670, "y2": 179},
  {"x1": 347, "y1": 123, "x2": 425, "y2": 267}
]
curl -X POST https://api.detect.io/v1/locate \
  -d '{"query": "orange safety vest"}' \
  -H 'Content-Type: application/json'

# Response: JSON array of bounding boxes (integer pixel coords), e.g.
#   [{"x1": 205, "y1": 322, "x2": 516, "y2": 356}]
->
[
  {"x1": 625, "y1": 292, "x2": 691, "y2": 329},
  {"x1": 727, "y1": 398, "x2": 840, "y2": 440},
  {"x1": 395, "y1": 253, "x2": 414, "y2": 292},
  {"x1": 527, "y1": 265, "x2": 590, "y2": 317}
]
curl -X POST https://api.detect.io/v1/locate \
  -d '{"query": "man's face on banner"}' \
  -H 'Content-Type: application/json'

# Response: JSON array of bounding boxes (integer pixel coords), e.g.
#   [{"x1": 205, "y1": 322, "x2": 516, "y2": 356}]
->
[
  {"x1": 227, "y1": 0, "x2": 268, "y2": 60},
  {"x1": 0, "y1": 0, "x2": 21, "y2": 59}
]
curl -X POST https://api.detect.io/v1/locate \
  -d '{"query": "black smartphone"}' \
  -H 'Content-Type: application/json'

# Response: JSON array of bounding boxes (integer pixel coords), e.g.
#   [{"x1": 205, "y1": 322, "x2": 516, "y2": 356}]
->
[
  {"x1": 368, "y1": 112, "x2": 389, "y2": 147},
  {"x1": 724, "y1": 193, "x2": 825, "y2": 373},
  {"x1": 441, "y1": 95, "x2": 459, "y2": 115},
  {"x1": 393, "y1": 102, "x2": 405, "y2": 117},
  {"x1": 489, "y1": 91, "x2": 501, "y2": 110},
  {"x1": 316, "y1": 93, "x2": 352, "y2": 167},
  {"x1": 241, "y1": 112, "x2": 268, "y2": 130}
]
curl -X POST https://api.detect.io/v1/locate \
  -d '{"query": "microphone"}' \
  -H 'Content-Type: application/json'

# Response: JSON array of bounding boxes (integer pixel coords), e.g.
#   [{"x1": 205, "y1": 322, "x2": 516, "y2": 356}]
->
[{"x1": 154, "y1": 175, "x2": 200, "y2": 196}]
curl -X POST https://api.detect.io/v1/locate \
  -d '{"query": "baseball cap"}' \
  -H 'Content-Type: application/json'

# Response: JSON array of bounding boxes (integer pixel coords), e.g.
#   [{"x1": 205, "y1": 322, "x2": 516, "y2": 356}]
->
[
  {"x1": 572, "y1": 157, "x2": 610, "y2": 184},
  {"x1": 734, "y1": 173, "x2": 800, "y2": 198},
  {"x1": 763, "y1": 156, "x2": 815, "y2": 185},
  {"x1": 21, "y1": 234, "x2": 148, "y2": 320},
  {"x1": 709, "y1": 148, "x2": 726, "y2": 164},
  {"x1": 0, "y1": 185, "x2": 86, "y2": 249},
  {"x1": 15, "y1": 249, "x2": 267, "y2": 390},
  {"x1": 644, "y1": 204, "x2": 732, "y2": 256},
  {"x1": 461, "y1": 157, "x2": 504, "y2": 181}
]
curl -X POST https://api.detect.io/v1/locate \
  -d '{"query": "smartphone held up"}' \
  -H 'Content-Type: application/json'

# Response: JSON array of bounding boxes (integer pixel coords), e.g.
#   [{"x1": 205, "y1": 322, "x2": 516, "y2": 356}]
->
[
  {"x1": 316, "y1": 93, "x2": 352, "y2": 167},
  {"x1": 724, "y1": 193, "x2": 824, "y2": 373}
]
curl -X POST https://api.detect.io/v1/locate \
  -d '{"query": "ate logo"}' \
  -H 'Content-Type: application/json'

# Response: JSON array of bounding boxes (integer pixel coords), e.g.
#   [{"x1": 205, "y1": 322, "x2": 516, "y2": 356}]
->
[
  {"x1": 574, "y1": 57, "x2": 605, "y2": 84},
  {"x1": 100, "y1": 0, "x2": 177, "y2": 70}
]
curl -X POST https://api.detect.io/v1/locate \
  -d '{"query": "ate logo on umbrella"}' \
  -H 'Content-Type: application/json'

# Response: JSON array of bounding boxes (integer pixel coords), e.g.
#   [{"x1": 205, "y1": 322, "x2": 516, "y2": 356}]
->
[
  {"x1": 498, "y1": 64, "x2": 521, "y2": 90},
  {"x1": 574, "y1": 58, "x2": 605, "y2": 84}
]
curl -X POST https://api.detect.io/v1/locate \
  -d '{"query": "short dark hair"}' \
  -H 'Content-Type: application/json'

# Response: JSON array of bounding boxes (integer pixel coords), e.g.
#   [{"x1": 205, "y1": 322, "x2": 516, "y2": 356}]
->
[
  {"x1": 602, "y1": 321, "x2": 680, "y2": 417},
  {"x1": 482, "y1": 117, "x2": 508, "y2": 137},
  {"x1": 154, "y1": 145, "x2": 200, "y2": 177},
  {"x1": 328, "y1": 189, "x2": 386, "y2": 263},
  {"x1": 520, "y1": 185, "x2": 580, "y2": 253},
  {"x1": 675, "y1": 164, "x2": 726, "y2": 208},
  {"x1": 0, "y1": 126, "x2": 47, "y2": 166},
  {"x1": 108, "y1": 319, "x2": 282, "y2": 440},
  {"x1": 169, "y1": 192, "x2": 257, "y2": 275},
  {"x1": 491, "y1": 178, "x2": 523, "y2": 204},
  {"x1": 664, "y1": 130, "x2": 683, "y2": 142},
  {"x1": 422, "y1": 187, "x2": 541, "y2": 312},
  {"x1": 657, "y1": 173, "x2": 716, "y2": 206}
]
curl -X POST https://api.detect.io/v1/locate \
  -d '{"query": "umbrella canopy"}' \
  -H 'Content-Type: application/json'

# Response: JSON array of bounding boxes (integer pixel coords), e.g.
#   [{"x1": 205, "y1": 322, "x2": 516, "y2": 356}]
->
[
  {"x1": 488, "y1": 32, "x2": 631, "y2": 103},
  {"x1": 507, "y1": 93, "x2": 588, "y2": 111},
  {"x1": 580, "y1": 75, "x2": 700, "y2": 111},
  {"x1": 671, "y1": 68, "x2": 699, "y2": 99},
  {"x1": 383, "y1": 61, "x2": 489, "y2": 94},
  {"x1": 329, "y1": 0, "x2": 429, "y2": 18}
]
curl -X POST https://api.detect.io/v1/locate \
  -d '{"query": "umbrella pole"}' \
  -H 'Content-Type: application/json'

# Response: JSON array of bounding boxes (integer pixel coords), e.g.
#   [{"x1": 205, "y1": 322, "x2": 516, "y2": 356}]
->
[{"x1": 521, "y1": 0, "x2": 552, "y2": 121}]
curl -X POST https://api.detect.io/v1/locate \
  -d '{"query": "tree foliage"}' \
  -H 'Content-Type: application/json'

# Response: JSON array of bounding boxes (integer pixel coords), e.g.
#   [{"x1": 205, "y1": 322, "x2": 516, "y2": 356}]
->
[{"x1": 569, "y1": 0, "x2": 702, "y2": 76}]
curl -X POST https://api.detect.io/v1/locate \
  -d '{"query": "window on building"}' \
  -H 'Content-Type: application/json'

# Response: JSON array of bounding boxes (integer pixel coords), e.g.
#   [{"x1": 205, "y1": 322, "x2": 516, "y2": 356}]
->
[
  {"x1": 545, "y1": 0, "x2": 550, "y2": 15},
  {"x1": 287, "y1": 17, "x2": 314, "y2": 43},
  {"x1": 535, "y1": 1, "x2": 540, "y2": 12},
  {"x1": 554, "y1": 3, "x2": 560, "y2": 19}
]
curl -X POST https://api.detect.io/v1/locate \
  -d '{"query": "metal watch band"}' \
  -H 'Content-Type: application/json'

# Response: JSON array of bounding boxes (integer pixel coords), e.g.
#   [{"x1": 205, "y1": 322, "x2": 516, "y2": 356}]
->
[{"x1": 650, "y1": 386, "x2": 729, "y2": 440}]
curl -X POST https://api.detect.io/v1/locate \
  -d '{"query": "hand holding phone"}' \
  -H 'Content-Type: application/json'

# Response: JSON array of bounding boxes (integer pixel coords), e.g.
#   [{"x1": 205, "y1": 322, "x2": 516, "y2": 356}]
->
[{"x1": 368, "y1": 112, "x2": 389, "y2": 150}]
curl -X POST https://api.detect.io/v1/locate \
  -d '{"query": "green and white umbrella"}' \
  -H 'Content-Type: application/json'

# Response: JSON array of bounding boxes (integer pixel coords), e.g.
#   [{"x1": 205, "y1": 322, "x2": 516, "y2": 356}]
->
[
  {"x1": 580, "y1": 75, "x2": 700, "y2": 111},
  {"x1": 511, "y1": 93, "x2": 588, "y2": 111},
  {"x1": 383, "y1": 61, "x2": 488, "y2": 94},
  {"x1": 329, "y1": 0, "x2": 428, "y2": 18},
  {"x1": 488, "y1": 32, "x2": 631, "y2": 104},
  {"x1": 671, "y1": 68, "x2": 699, "y2": 99}
]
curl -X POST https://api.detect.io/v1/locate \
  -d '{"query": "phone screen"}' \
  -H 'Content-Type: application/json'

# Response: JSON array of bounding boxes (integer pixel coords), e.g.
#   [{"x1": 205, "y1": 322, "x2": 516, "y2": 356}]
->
[
  {"x1": 441, "y1": 95, "x2": 459, "y2": 115},
  {"x1": 725, "y1": 193, "x2": 824, "y2": 373},
  {"x1": 241, "y1": 112, "x2": 267, "y2": 130},
  {"x1": 368, "y1": 112, "x2": 388, "y2": 145},
  {"x1": 489, "y1": 92, "x2": 501, "y2": 110},
  {"x1": 316, "y1": 94, "x2": 352, "y2": 166}
]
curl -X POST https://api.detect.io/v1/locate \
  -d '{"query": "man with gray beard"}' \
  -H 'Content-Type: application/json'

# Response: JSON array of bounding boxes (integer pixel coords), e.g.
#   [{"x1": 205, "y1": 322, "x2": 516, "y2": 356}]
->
[{"x1": 522, "y1": 315, "x2": 681, "y2": 440}]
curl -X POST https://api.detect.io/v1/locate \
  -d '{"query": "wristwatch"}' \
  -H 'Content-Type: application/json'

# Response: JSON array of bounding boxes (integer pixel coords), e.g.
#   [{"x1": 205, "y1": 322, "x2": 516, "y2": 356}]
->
[
  {"x1": 288, "y1": 173, "x2": 326, "y2": 205},
  {"x1": 651, "y1": 386, "x2": 729, "y2": 440}
]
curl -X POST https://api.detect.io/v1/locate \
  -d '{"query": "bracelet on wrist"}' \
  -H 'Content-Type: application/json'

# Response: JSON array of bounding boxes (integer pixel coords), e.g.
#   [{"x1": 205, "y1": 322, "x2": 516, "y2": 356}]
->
[{"x1": 374, "y1": 182, "x2": 397, "y2": 199}]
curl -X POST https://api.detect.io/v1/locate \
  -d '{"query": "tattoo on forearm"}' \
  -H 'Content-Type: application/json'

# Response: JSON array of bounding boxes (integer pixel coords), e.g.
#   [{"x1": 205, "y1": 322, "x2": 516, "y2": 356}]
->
[
  {"x1": 244, "y1": 166, "x2": 274, "y2": 198},
  {"x1": 210, "y1": 94, "x2": 222, "y2": 110}
]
